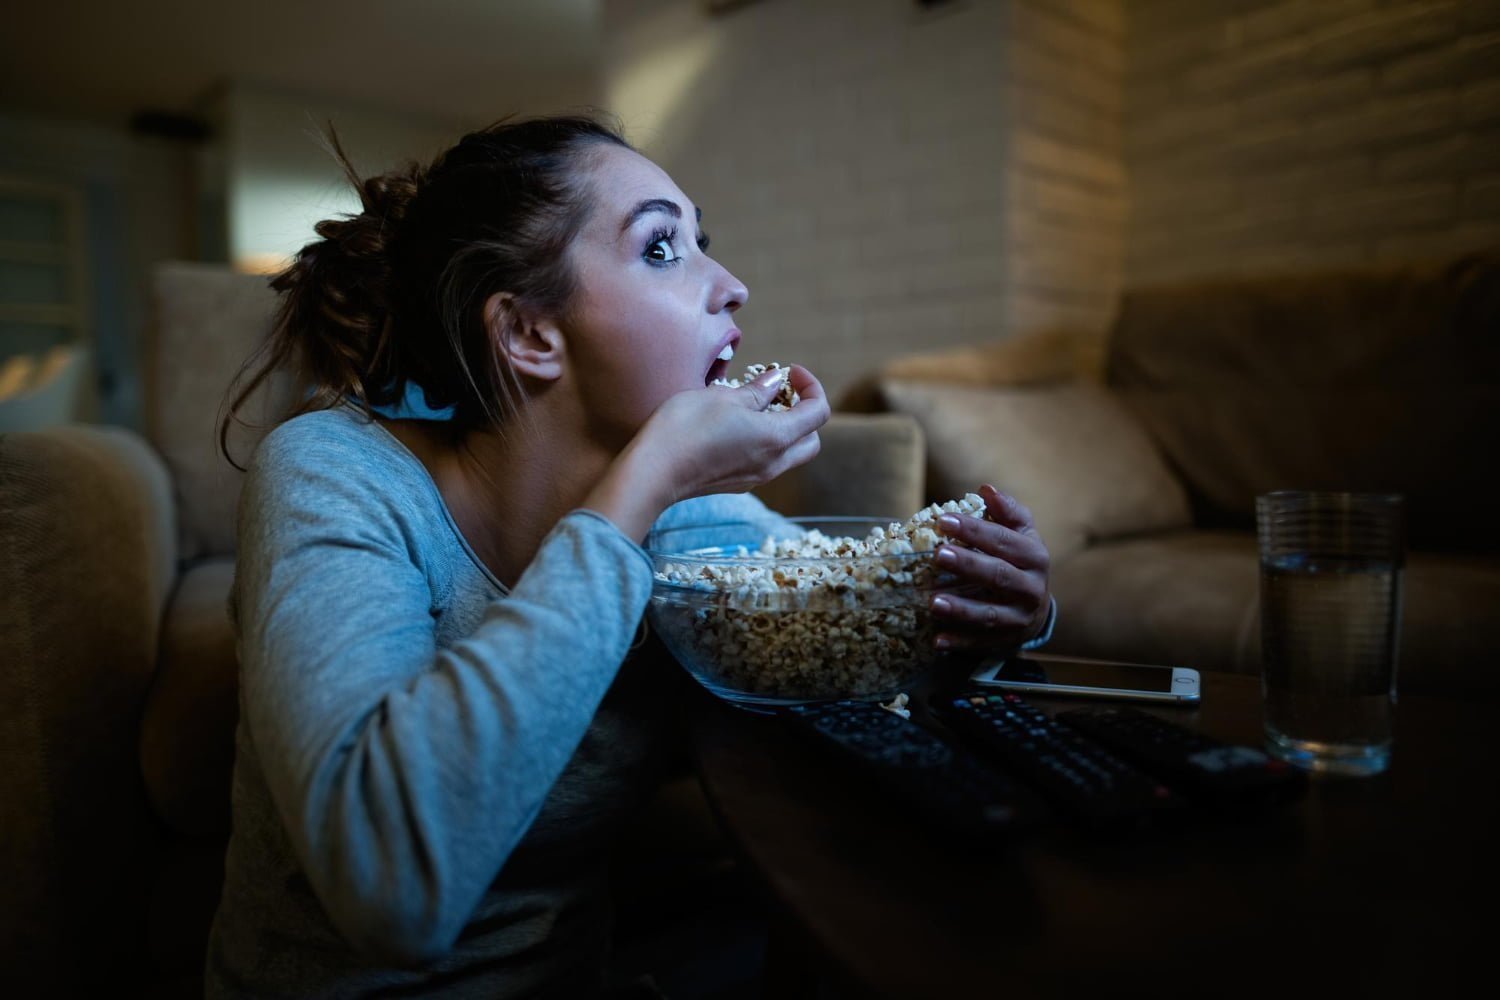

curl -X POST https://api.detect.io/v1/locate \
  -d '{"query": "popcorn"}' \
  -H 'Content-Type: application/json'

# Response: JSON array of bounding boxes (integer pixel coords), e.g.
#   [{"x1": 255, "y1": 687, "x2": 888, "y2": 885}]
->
[
  {"x1": 710, "y1": 361, "x2": 800, "y2": 410},
  {"x1": 651, "y1": 495, "x2": 989, "y2": 700},
  {"x1": 880, "y1": 692, "x2": 912, "y2": 719}
]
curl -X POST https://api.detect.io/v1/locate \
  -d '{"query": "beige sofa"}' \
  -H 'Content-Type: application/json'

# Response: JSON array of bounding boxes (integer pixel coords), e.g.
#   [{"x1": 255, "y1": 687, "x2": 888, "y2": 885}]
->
[
  {"x1": 852, "y1": 250, "x2": 1500, "y2": 698},
  {"x1": 7, "y1": 250, "x2": 1495, "y2": 991},
  {"x1": 0, "y1": 262, "x2": 926, "y2": 994}
]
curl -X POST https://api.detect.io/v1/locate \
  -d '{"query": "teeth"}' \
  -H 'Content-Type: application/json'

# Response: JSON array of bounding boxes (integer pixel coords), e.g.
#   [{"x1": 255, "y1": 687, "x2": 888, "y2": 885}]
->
[{"x1": 717, "y1": 343, "x2": 735, "y2": 362}]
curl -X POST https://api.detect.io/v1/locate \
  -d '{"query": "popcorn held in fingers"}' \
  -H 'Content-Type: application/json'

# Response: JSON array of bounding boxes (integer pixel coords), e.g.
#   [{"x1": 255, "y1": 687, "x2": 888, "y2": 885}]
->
[
  {"x1": 651, "y1": 495, "x2": 990, "y2": 701},
  {"x1": 710, "y1": 361, "x2": 801, "y2": 410}
]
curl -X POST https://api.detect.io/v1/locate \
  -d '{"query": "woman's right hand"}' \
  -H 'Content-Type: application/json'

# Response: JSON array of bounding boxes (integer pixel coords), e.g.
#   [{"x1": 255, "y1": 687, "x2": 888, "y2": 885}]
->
[
  {"x1": 648, "y1": 364, "x2": 830, "y2": 501},
  {"x1": 583, "y1": 365, "x2": 830, "y2": 540}
]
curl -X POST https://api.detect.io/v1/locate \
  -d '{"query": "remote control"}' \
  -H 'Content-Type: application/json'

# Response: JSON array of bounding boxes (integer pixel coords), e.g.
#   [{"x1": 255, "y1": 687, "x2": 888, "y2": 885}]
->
[
  {"x1": 783, "y1": 700, "x2": 1028, "y2": 839},
  {"x1": 1054, "y1": 705, "x2": 1306, "y2": 808},
  {"x1": 931, "y1": 692, "x2": 1184, "y2": 833}
]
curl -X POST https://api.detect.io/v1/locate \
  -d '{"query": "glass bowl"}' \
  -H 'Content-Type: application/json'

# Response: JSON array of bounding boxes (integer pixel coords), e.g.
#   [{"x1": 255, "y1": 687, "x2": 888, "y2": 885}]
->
[{"x1": 645, "y1": 516, "x2": 969, "y2": 709}]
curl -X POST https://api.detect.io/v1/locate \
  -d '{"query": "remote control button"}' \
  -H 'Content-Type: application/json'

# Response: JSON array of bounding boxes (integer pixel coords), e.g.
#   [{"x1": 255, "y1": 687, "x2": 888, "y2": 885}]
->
[
  {"x1": 1054, "y1": 705, "x2": 1306, "y2": 808},
  {"x1": 785, "y1": 700, "x2": 1027, "y2": 839},
  {"x1": 932, "y1": 691, "x2": 1183, "y2": 833}
]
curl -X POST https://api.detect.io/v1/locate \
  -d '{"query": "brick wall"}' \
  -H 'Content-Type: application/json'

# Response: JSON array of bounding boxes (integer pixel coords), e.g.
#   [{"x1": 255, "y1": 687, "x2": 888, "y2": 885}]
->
[
  {"x1": 601, "y1": 1, "x2": 1498, "y2": 385},
  {"x1": 1003, "y1": 2, "x2": 1126, "y2": 342},
  {"x1": 603, "y1": 0, "x2": 1124, "y2": 400},
  {"x1": 1127, "y1": 0, "x2": 1500, "y2": 286}
]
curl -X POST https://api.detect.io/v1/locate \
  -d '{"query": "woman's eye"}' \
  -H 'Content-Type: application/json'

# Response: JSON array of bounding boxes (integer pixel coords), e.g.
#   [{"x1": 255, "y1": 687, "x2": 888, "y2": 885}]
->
[{"x1": 645, "y1": 227, "x2": 679, "y2": 264}]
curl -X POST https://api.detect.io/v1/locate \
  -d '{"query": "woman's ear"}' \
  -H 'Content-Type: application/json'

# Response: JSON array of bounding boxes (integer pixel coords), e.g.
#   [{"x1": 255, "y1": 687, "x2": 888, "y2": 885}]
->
[{"x1": 484, "y1": 291, "x2": 565, "y2": 383}]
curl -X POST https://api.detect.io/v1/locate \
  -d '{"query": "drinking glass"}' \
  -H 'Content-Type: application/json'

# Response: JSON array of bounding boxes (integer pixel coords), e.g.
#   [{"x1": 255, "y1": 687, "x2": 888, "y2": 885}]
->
[{"x1": 1256, "y1": 491, "x2": 1404, "y2": 776}]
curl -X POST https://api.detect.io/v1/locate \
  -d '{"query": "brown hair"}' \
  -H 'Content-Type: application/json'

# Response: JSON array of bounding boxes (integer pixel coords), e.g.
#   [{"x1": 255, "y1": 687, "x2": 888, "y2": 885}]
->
[{"x1": 219, "y1": 113, "x2": 631, "y2": 469}]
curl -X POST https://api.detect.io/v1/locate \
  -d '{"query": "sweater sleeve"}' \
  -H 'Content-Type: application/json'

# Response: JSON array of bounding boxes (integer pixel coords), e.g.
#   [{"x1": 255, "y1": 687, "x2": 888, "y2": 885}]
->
[
  {"x1": 232, "y1": 421, "x2": 653, "y2": 964},
  {"x1": 651, "y1": 490, "x2": 797, "y2": 537}
]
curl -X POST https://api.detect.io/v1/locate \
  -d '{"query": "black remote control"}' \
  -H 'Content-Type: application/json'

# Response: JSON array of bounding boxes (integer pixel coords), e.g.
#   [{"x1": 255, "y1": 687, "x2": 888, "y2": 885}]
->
[
  {"x1": 783, "y1": 700, "x2": 1028, "y2": 840},
  {"x1": 1054, "y1": 705, "x2": 1306, "y2": 808},
  {"x1": 931, "y1": 691, "x2": 1184, "y2": 834}
]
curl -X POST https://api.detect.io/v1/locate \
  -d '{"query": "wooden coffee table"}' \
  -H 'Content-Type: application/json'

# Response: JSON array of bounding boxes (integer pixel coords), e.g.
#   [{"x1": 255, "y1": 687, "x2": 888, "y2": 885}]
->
[{"x1": 687, "y1": 666, "x2": 1496, "y2": 998}]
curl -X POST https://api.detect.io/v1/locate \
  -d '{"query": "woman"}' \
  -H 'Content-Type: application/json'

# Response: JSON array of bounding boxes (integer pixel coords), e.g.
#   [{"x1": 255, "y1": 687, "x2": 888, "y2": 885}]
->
[{"x1": 208, "y1": 114, "x2": 1053, "y2": 998}]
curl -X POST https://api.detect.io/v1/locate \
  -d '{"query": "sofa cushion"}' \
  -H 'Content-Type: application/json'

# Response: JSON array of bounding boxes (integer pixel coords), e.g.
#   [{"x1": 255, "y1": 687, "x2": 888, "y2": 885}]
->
[
  {"x1": 1379, "y1": 550, "x2": 1500, "y2": 698},
  {"x1": 147, "y1": 263, "x2": 292, "y2": 560},
  {"x1": 1106, "y1": 251, "x2": 1500, "y2": 552},
  {"x1": 1049, "y1": 530, "x2": 1500, "y2": 697},
  {"x1": 139, "y1": 558, "x2": 240, "y2": 838},
  {"x1": 877, "y1": 378, "x2": 1192, "y2": 562},
  {"x1": 1048, "y1": 530, "x2": 1263, "y2": 677}
]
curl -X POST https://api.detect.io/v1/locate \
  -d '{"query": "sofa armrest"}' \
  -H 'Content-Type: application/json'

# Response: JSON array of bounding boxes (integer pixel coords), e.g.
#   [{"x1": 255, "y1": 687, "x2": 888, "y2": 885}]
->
[
  {"x1": 753, "y1": 412, "x2": 926, "y2": 518},
  {"x1": 0, "y1": 425, "x2": 178, "y2": 981},
  {"x1": 876, "y1": 378, "x2": 1193, "y2": 563}
]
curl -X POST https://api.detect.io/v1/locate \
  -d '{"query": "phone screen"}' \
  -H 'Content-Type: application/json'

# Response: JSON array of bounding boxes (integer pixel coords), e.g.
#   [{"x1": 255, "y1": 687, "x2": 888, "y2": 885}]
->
[{"x1": 994, "y1": 656, "x2": 1178, "y2": 693}]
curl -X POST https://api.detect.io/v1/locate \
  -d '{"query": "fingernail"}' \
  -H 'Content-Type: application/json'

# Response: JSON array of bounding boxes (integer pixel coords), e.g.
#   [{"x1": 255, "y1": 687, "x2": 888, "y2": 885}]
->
[
  {"x1": 935, "y1": 546, "x2": 957, "y2": 567},
  {"x1": 932, "y1": 595, "x2": 952, "y2": 613},
  {"x1": 938, "y1": 514, "x2": 960, "y2": 532}
]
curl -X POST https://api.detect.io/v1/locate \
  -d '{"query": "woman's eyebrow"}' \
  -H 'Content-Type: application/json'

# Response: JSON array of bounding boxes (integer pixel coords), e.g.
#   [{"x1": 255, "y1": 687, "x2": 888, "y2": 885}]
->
[{"x1": 619, "y1": 198, "x2": 702, "y2": 232}]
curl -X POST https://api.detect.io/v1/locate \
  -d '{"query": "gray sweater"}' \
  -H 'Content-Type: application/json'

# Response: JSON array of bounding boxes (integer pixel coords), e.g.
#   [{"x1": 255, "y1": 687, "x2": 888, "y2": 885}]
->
[{"x1": 205, "y1": 405, "x2": 787, "y2": 998}]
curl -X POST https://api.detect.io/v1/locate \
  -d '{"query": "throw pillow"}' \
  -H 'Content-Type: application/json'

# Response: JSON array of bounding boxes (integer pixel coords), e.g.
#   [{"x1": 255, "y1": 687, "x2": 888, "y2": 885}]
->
[{"x1": 879, "y1": 378, "x2": 1192, "y2": 563}]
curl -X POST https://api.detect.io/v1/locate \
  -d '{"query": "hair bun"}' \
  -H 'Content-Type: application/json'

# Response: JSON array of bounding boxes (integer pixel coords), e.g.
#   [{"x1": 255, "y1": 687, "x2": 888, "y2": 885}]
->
[
  {"x1": 317, "y1": 158, "x2": 425, "y2": 263},
  {"x1": 267, "y1": 129, "x2": 427, "y2": 415}
]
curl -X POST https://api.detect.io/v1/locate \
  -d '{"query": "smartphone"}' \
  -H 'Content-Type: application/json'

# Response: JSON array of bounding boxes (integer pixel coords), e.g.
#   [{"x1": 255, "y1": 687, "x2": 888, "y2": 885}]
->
[{"x1": 968, "y1": 652, "x2": 1201, "y2": 704}]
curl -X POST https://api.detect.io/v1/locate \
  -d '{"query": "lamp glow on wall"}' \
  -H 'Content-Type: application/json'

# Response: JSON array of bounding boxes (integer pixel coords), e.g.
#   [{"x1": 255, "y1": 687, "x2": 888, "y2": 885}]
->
[
  {"x1": 606, "y1": 3, "x2": 723, "y2": 164},
  {"x1": 223, "y1": 85, "x2": 463, "y2": 274},
  {"x1": 229, "y1": 173, "x2": 359, "y2": 275}
]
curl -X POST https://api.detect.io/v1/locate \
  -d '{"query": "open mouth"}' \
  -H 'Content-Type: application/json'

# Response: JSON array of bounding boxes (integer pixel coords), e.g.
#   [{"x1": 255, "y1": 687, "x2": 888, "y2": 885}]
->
[{"x1": 705, "y1": 341, "x2": 736, "y2": 385}]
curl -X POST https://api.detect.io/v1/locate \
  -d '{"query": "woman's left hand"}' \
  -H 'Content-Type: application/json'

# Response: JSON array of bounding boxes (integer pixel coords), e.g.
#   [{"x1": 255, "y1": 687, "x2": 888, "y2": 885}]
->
[{"x1": 930, "y1": 484, "x2": 1052, "y2": 651}]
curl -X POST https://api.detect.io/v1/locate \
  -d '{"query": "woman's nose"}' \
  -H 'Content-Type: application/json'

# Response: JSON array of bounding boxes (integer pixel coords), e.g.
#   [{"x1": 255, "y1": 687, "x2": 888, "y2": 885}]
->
[{"x1": 714, "y1": 262, "x2": 749, "y2": 313}]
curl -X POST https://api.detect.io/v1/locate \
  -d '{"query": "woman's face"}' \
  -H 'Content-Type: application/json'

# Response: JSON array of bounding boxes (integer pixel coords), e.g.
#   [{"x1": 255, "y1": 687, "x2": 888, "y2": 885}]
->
[{"x1": 559, "y1": 144, "x2": 749, "y2": 441}]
